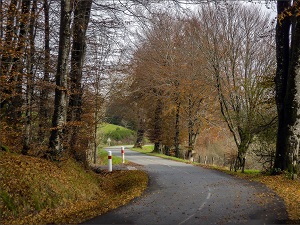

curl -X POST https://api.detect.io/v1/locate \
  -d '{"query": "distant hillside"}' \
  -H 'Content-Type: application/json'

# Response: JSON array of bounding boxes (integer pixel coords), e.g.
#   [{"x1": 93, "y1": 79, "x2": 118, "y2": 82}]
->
[{"x1": 98, "y1": 123, "x2": 136, "y2": 146}]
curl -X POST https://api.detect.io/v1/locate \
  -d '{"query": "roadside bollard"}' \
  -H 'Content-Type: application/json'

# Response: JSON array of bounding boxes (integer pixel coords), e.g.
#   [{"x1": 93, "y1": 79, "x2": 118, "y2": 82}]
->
[
  {"x1": 121, "y1": 146, "x2": 125, "y2": 163},
  {"x1": 108, "y1": 151, "x2": 112, "y2": 172}
]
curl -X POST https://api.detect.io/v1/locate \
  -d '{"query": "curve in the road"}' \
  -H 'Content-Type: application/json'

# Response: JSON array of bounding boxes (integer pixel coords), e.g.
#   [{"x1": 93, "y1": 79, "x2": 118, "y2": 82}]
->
[{"x1": 83, "y1": 147, "x2": 287, "y2": 225}]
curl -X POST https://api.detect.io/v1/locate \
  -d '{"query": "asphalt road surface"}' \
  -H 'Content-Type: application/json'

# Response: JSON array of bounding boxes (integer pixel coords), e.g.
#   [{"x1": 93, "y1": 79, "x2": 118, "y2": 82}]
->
[{"x1": 83, "y1": 146, "x2": 287, "y2": 225}]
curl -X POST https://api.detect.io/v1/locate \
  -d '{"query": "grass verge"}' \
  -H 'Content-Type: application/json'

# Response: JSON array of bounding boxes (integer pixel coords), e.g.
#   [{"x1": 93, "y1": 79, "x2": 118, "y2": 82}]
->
[
  {"x1": 97, "y1": 148, "x2": 124, "y2": 165},
  {"x1": 0, "y1": 151, "x2": 148, "y2": 225}
]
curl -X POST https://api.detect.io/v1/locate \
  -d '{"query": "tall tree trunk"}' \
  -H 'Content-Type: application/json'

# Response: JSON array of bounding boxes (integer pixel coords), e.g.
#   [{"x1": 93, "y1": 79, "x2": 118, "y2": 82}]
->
[
  {"x1": 23, "y1": 0, "x2": 37, "y2": 155},
  {"x1": 187, "y1": 96, "x2": 200, "y2": 160},
  {"x1": 48, "y1": 0, "x2": 73, "y2": 160},
  {"x1": 67, "y1": 0, "x2": 92, "y2": 161},
  {"x1": 274, "y1": 0, "x2": 292, "y2": 171},
  {"x1": 153, "y1": 99, "x2": 163, "y2": 153},
  {"x1": 174, "y1": 97, "x2": 181, "y2": 158},
  {"x1": 134, "y1": 117, "x2": 145, "y2": 148},
  {"x1": 282, "y1": 1, "x2": 300, "y2": 175},
  {"x1": 0, "y1": 0, "x2": 17, "y2": 112},
  {"x1": 38, "y1": 0, "x2": 51, "y2": 144},
  {"x1": 2, "y1": 0, "x2": 30, "y2": 127}
]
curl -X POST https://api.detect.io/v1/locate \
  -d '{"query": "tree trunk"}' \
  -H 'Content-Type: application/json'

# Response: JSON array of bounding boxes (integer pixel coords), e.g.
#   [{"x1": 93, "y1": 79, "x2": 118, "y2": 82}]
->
[
  {"x1": 153, "y1": 99, "x2": 163, "y2": 153},
  {"x1": 67, "y1": 0, "x2": 92, "y2": 161},
  {"x1": 187, "y1": 96, "x2": 200, "y2": 160},
  {"x1": 0, "y1": 0, "x2": 17, "y2": 113},
  {"x1": 154, "y1": 142, "x2": 160, "y2": 153},
  {"x1": 3, "y1": 0, "x2": 30, "y2": 127},
  {"x1": 274, "y1": 0, "x2": 292, "y2": 171},
  {"x1": 38, "y1": 0, "x2": 51, "y2": 144},
  {"x1": 234, "y1": 150, "x2": 246, "y2": 173},
  {"x1": 23, "y1": 0, "x2": 37, "y2": 155},
  {"x1": 48, "y1": 0, "x2": 73, "y2": 160},
  {"x1": 282, "y1": 3, "x2": 300, "y2": 174},
  {"x1": 134, "y1": 118, "x2": 145, "y2": 148},
  {"x1": 174, "y1": 97, "x2": 181, "y2": 158}
]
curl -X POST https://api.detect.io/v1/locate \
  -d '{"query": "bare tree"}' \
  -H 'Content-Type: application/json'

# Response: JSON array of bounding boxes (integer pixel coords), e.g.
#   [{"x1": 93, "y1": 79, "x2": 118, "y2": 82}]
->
[{"x1": 196, "y1": 3, "x2": 276, "y2": 172}]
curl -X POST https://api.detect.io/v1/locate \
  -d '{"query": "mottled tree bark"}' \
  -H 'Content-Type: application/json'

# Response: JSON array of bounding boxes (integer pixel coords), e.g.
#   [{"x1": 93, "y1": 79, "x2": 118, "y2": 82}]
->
[
  {"x1": 67, "y1": 0, "x2": 92, "y2": 161},
  {"x1": 48, "y1": 0, "x2": 73, "y2": 159},
  {"x1": 187, "y1": 96, "x2": 201, "y2": 160},
  {"x1": 274, "y1": 0, "x2": 292, "y2": 171},
  {"x1": 174, "y1": 96, "x2": 181, "y2": 158},
  {"x1": 23, "y1": 0, "x2": 37, "y2": 155},
  {"x1": 153, "y1": 99, "x2": 163, "y2": 153},
  {"x1": 38, "y1": 0, "x2": 51, "y2": 144},
  {"x1": 134, "y1": 118, "x2": 145, "y2": 148},
  {"x1": 281, "y1": 1, "x2": 300, "y2": 175}
]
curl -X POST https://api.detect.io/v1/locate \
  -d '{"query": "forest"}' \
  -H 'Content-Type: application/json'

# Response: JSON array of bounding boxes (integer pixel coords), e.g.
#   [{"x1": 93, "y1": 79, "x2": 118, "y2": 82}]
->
[
  {"x1": 2, "y1": 0, "x2": 300, "y2": 224},
  {"x1": 0, "y1": 0, "x2": 300, "y2": 174}
]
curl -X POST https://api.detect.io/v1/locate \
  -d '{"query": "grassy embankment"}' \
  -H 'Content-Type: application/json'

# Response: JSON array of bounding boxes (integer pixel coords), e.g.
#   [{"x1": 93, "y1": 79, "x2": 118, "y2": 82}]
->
[
  {"x1": 0, "y1": 150, "x2": 148, "y2": 225},
  {"x1": 132, "y1": 145, "x2": 300, "y2": 222},
  {"x1": 98, "y1": 123, "x2": 136, "y2": 146}
]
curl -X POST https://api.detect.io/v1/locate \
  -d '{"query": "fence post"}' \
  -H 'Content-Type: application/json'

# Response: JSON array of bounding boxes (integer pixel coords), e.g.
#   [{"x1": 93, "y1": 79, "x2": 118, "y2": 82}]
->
[
  {"x1": 121, "y1": 146, "x2": 125, "y2": 163},
  {"x1": 108, "y1": 151, "x2": 112, "y2": 172}
]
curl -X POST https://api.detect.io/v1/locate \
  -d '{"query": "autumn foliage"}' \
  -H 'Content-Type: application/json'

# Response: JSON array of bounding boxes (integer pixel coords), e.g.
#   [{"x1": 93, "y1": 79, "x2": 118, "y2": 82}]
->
[{"x1": 0, "y1": 151, "x2": 148, "y2": 224}]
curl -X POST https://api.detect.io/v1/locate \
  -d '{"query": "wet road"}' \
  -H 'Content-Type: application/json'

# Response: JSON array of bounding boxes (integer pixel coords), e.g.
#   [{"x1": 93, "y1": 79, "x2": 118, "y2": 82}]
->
[{"x1": 83, "y1": 146, "x2": 287, "y2": 225}]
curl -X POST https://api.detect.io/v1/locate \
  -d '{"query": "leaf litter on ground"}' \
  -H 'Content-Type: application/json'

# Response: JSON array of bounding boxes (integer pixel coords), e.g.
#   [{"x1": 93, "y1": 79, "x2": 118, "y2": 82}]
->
[
  {"x1": 199, "y1": 164, "x2": 300, "y2": 223},
  {"x1": 0, "y1": 151, "x2": 148, "y2": 224}
]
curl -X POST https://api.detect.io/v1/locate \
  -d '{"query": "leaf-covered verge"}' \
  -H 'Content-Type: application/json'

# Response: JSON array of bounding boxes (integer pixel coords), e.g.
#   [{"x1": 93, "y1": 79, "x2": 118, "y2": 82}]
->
[
  {"x1": 199, "y1": 165, "x2": 300, "y2": 223},
  {"x1": 221, "y1": 169, "x2": 300, "y2": 224},
  {"x1": 0, "y1": 152, "x2": 148, "y2": 225},
  {"x1": 132, "y1": 146, "x2": 300, "y2": 222}
]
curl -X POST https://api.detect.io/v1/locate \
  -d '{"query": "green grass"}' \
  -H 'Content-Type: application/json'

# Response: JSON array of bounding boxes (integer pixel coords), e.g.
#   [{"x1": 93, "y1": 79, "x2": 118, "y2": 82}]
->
[
  {"x1": 99, "y1": 123, "x2": 136, "y2": 145},
  {"x1": 98, "y1": 148, "x2": 124, "y2": 165},
  {"x1": 132, "y1": 145, "x2": 154, "y2": 153},
  {"x1": 243, "y1": 169, "x2": 261, "y2": 175}
]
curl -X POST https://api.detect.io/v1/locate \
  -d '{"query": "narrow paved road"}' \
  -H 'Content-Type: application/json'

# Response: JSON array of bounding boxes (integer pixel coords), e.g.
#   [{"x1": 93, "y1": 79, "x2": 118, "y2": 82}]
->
[{"x1": 83, "y1": 147, "x2": 287, "y2": 225}]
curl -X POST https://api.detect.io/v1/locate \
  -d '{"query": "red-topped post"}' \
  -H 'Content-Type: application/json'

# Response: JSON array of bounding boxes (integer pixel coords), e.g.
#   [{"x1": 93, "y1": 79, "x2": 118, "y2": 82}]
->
[
  {"x1": 121, "y1": 146, "x2": 125, "y2": 163},
  {"x1": 108, "y1": 151, "x2": 112, "y2": 172}
]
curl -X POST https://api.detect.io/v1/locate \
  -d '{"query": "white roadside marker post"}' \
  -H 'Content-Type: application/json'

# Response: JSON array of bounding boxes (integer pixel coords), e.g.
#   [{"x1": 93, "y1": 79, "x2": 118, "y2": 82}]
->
[
  {"x1": 121, "y1": 146, "x2": 125, "y2": 164},
  {"x1": 108, "y1": 151, "x2": 112, "y2": 172}
]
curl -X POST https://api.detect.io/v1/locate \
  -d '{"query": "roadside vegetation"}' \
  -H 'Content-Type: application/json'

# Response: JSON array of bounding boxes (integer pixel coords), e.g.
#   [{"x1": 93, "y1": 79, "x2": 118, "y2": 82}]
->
[
  {"x1": 131, "y1": 145, "x2": 300, "y2": 222},
  {"x1": 98, "y1": 148, "x2": 125, "y2": 165},
  {"x1": 1, "y1": 0, "x2": 299, "y2": 224},
  {"x1": 98, "y1": 123, "x2": 136, "y2": 146},
  {"x1": 0, "y1": 151, "x2": 148, "y2": 225}
]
